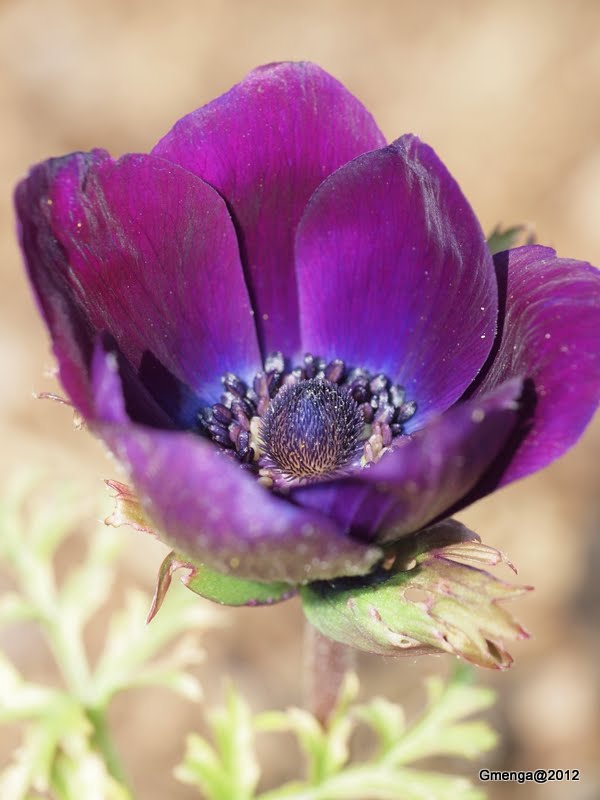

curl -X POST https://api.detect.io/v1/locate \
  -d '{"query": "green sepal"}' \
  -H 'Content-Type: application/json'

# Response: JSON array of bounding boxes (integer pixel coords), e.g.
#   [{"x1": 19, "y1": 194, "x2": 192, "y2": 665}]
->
[
  {"x1": 487, "y1": 223, "x2": 535, "y2": 255},
  {"x1": 148, "y1": 550, "x2": 296, "y2": 620},
  {"x1": 300, "y1": 520, "x2": 532, "y2": 670},
  {"x1": 105, "y1": 480, "x2": 155, "y2": 534}
]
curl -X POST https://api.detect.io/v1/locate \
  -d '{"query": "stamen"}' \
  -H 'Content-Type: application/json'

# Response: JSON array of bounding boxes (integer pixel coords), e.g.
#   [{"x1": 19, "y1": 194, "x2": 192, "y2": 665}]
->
[
  {"x1": 264, "y1": 351, "x2": 285, "y2": 373},
  {"x1": 221, "y1": 372, "x2": 246, "y2": 397},
  {"x1": 196, "y1": 351, "x2": 418, "y2": 479}
]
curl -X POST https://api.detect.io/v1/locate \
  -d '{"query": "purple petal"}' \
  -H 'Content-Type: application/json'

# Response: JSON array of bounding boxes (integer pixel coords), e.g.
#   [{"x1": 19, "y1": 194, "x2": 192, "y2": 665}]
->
[
  {"x1": 296, "y1": 135, "x2": 497, "y2": 425},
  {"x1": 16, "y1": 157, "x2": 97, "y2": 418},
  {"x1": 292, "y1": 378, "x2": 523, "y2": 543},
  {"x1": 91, "y1": 342, "x2": 382, "y2": 583},
  {"x1": 468, "y1": 245, "x2": 600, "y2": 488},
  {"x1": 15, "y1": 150, "x2": 260, "y2": 424},
  {"x1": 153, "y1": 61, "x2": 386, "y2": 358}
]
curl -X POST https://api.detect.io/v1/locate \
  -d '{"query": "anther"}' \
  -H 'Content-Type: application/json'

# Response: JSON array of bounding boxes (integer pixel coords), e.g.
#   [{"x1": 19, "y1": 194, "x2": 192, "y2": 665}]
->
[
  {"x1": 213, "y1": 403, "x2": 233, "y2": 425},
  {"x1": 237, "y1": 428, "x2": 250, "y2": 452},
  {"x1": 231, "y1": 402, "x2": 251, "y2": 429},
  {"x1": 375, "y1": 403, "x2": 395, "y2": 424},
  {"x1": 389, "y1": 384, "x2": 406, "y2": 407},
  {"x1": 350, "y1": 377, "x2": 369, "y2": 403},
  {"x1": 265, "y1": 351, "x2": 285, "y2": 373},
  {"x1": 222, "y1": 372, "x2": 246, "y2": 397},
  {"x1": 369, "y1": 374, "x2": 388, "y2": 393},
  {"x1": 360, "y1": 402, "x2": 375, "y2": 423},
  {"x1": 396, "y1": 400, "x2": 417, "y2": 423},
  {"x1": 324, "y1": 359, "x2": 345, "y2": 383},
  {"x1": 303, "y1": 353, "x2": 317, "y2": 379},
  {"x1": 267, "y1": 371, "x2": 282, "y2": 397}
]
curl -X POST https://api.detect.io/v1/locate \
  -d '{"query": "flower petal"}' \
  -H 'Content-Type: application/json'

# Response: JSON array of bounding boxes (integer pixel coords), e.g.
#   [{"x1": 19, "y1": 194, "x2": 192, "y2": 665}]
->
[
  {"x1": 296, "y1": 135, "x2": 497, "y2": 425},
  {"x1": 467, "y1": 245, "x2": 600, "y2": 488},
  {"x1": 152, "y1": 61, "x2": 386, "y2": 358},
  {"x1": 92, "y1": 342, "x2": 382, "y2": 583},
  {"x1": 292, "y1": 378, "x2": 523, "y2": 543},
  {"x1": 15, "y1": 150, "x2": 261, "y2": 425}
]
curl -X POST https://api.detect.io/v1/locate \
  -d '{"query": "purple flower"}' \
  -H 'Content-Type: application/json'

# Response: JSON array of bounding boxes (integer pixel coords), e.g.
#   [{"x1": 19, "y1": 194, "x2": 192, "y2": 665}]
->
[{"x1": 15, "y1": 62, "x2": 600, "y2": 589}]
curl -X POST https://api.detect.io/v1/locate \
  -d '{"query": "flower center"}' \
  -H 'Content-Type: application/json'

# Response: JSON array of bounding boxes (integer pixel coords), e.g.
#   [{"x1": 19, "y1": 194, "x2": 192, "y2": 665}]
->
[
  {"x1": 196, "y1": 352, "x2": 417, "y2": 487},
  {"x1": 258, "y1": 378, "x2": 364, "y2": 481}
]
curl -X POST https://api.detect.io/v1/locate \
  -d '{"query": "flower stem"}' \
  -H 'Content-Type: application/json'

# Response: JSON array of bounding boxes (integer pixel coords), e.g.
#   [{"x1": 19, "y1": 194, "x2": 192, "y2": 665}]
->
[
  {"x1": 87, "y1": 706, "x2": 132, "y2": 794},
  {"x1": 304, "y1": 622, "x2": 355, "y2": 726}
]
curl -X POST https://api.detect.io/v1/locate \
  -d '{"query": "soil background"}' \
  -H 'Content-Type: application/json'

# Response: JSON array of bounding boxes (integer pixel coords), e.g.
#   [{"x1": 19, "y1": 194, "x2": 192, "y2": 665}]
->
[{"x1": 1, "y1": 1, "x2": 599, "y2": 798}]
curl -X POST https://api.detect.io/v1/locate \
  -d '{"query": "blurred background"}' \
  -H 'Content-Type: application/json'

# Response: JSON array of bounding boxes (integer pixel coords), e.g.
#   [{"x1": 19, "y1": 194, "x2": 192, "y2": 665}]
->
[{"x1": 1, "y1": 0, "x2": 599, "y2": 798}]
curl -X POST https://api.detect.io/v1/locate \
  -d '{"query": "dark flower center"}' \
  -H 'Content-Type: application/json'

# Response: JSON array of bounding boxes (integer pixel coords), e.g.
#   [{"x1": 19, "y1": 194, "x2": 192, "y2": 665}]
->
[
  {"x1": 197, "y1": 352, "x2": 417, "y2": 487},
  {"x1": 258, "y1": 378, "x2": 364, "y2": 480}
]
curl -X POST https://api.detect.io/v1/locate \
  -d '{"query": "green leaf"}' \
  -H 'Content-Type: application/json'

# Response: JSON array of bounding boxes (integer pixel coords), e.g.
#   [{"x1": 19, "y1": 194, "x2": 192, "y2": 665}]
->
[
  {"x1": 0, "y1": 699, "x2": 88, "y2": 800},
  {"x1": 176, "y1": 683, "x2": 260, "y2": 800},
  {"x1": 0, "y1": 593, "x2": 37, "y2": 628},
  {"x1": 50, "y1": 729, "x2": 132, "y2": 800},
  {"x1": 354, "y1": 697, "x2": 405, "y2": 755},
  {"x1": 91, "y1": 587, "x2": 216, "y2": 704},
  {"x1": 175, "y1": 734, "x2": 228, "y2": 798},
  {"x1": 59, "y1": 562, "x2": 113, "y2": 634},
  {"x1": 148, "y1": 550, "x2": 296, "y2": 621},
  {"x1": 0, "y1": 655, "x2": 64, "y2": 724},
  {"x1": 257, "y1": 674, "x2": 358, "y2": 784},
  {"x1": 382, "y1": 666, "x2": 498, "y2": 766},
  {"x1": 265, "y1": 765, "x2": 484, "y2": 800},
  {"x1": 0, "y1": 722, "x2": 61, "y2": 800},
  {"x1": 0, "y1": 473, "x2": 220, "y2": 799},
  {"x1": 126, "y1": 658, "x2": 203, "y2": 702},
  {"x1": 300, "y1": 519, "x2": 531, "y2": 670},
  {"x1": 320, "y1": 765, "x2": 485, "y2": 800},
  {"x1": 257, "y1": 764, "x2": 486, "y2": 800},
  {"x1": 183, "y1": 667, "x2": 496, "y2": 800}
]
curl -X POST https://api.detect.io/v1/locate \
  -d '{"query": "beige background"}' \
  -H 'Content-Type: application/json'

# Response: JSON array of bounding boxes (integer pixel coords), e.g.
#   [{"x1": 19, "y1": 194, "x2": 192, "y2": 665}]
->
[{"x1": 1, "y1": 1, "x2": 599, "y2": 798}]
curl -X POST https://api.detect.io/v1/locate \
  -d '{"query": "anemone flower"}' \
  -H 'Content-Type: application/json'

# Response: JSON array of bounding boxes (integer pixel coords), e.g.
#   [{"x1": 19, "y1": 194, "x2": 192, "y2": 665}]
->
[{"x1": 15, "y1": 62, "x2": 600, "y2": 667}]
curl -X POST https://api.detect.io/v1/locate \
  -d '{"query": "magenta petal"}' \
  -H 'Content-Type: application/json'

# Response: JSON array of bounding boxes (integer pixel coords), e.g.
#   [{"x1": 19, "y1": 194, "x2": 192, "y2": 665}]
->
[
  {"x1": 91, "y1": 343, "x2": 382, "y2": 583},
  {"x1": 153, "y1": 61, "x2": 386, "y2": 357},
  {"x1": 15, "y1": 150, "x2": 260, "y2": 423},
  {"x1": 470, "y1": 245, "x2": 600, "y2": 487},
  {"x1": 296, "y1": 135, "x2": 497, "y2": 425},
  {"x1": 292, "y1": 378, "x2": 523, "y2": 542}
]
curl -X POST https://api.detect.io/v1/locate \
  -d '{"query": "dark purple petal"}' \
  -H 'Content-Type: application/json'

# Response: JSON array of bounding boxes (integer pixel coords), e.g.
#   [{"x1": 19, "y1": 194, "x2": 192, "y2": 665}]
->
[
  {"x1": 468, "y1": 245, "x2": 600, "y2": 488},
  {"x1": 91, "y1": 342, "x2": 382, "y2": 583},
  {"x1": 15, "y1": 150, "x2": 260, "y2": 424},
  {"x1": 153, "y1": 61, "x2": 386, "y2": 358},
  {"x1": 292, "y1": 378, "x2": 523, "y2": 543},
  {"x1": 16, "y1": 157, "x2": 98, "y2": 419},
  {"x1": 296, "y1": 135, "x2": 497, "y2": 426}
]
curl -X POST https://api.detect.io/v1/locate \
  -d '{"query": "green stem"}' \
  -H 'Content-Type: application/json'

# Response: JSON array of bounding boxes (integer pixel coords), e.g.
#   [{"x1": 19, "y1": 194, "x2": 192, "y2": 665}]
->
[
  {"x1": 87, "y1": 706, "x2": 132, "y2": 794},
  {"x1": 304, "y1": 622, "x2": 355, "y2": 726}
]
